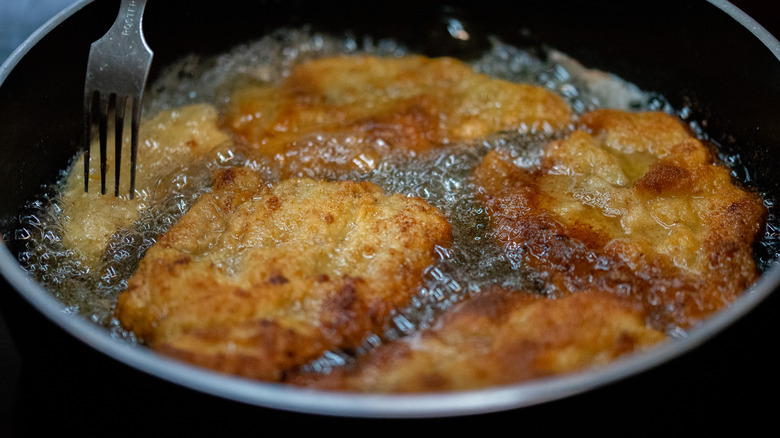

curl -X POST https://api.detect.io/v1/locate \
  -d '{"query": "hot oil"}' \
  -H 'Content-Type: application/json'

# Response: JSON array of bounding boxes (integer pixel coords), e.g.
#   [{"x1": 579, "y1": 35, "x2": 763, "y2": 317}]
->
[
  {"x1": 15, "y1": 154, "x2": 242, "y2": 339},
  {"x1": 13, "y1": 28, "x2": 777, "y2": 354}
]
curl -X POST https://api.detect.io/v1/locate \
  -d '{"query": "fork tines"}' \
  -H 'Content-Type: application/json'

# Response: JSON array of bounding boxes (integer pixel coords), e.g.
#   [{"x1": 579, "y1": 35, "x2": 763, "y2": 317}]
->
[
  {"x1": 83, "y1": 91, "x2": 140, "y2": 197},
  {"x1": 82, "y1": 0, "x2": 152, "y2": 199}
]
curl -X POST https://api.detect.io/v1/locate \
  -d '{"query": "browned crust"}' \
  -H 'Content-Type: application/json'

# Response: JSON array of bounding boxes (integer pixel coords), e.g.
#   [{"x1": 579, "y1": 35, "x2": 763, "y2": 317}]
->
[
  {"x1": 288, "y1": 288, "x2": 666, "y2": 392},
  {"x1": 222, "y1": 55, "x2": 572, "y2": 178},
  {"x1": 473, "y1": 109, "x2": 767, "y2": 329},
  {"x1": 115, "y1": 167, "x2": 452, "y2": 381}
]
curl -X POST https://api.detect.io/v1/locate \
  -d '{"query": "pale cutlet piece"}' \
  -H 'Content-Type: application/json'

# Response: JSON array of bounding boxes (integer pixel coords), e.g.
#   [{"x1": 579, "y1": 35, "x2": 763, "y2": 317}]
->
[
  {"x1": 473, "y1": 109, "x2": 767, "y2": 329},
  {"x1": 115, "y1": 167, "x2": 452, "y2": 381},
  {"x1": 59, "y1": 104, "x2": 232, "y2": 267},
  {"x1": 288, "y1": 288, "x2": 665, "y2": 392},
  {"x1": 223, "y1": 55, "x2": 572, "y2": 178}
]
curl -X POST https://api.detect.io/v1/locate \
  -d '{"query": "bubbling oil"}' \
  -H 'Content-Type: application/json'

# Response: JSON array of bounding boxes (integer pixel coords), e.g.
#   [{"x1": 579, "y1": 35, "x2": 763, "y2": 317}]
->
[{"x1": 13, "y1": 28, "x2": 774, "y2": 352}]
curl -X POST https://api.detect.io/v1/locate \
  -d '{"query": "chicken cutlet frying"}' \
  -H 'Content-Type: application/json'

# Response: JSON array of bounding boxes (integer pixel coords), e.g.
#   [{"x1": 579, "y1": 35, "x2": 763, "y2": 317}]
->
[
  {"x1": 473, "y1": 109, "x2": 767, "y2": 329},
  {"x1": 223, "y1": 55, "x2": 572, "y2": 178},
  {"x1": 21, "y1": 31, "x2": 770, "y2": 393},
  {"x1": 115, "y1": 167, "x2": 452, "y2": 381},
  {"x1": 288, "y1": 288, "x2": 665, "y2": 392}
]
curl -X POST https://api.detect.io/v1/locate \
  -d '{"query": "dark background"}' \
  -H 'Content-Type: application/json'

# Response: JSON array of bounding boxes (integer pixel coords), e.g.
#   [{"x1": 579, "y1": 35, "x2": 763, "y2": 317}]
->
[{"x1": 1, "y1": 0, "x2": 779, "y2": 435}]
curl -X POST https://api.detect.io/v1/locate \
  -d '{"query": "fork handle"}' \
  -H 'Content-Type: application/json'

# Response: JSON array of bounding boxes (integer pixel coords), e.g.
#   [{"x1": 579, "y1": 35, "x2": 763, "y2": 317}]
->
[{"x1": 110, "y1": 0, "x2": 149, "y2": 44}]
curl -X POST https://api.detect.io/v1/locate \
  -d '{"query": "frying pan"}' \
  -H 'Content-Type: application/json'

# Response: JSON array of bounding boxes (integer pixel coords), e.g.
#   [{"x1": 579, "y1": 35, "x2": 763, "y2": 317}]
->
[{"x1": 1, "y1": 0, "x2": 779, "y2": 433}]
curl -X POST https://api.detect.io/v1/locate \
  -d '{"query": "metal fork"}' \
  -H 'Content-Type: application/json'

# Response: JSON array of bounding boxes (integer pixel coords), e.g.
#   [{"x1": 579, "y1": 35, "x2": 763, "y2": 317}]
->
[{"x1": 83, "y1": 0, "x2": 153, "y2": 198}]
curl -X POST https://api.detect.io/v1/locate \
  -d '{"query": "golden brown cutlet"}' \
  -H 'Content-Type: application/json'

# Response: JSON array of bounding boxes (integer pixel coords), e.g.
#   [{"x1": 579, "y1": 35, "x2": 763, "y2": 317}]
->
[
  {"x1": 473, "y1": 109, "x2": 767, "y2": 329},
  {"x1": 115, "y1": 167, "x2": 452, "y2": 381},
  {"x1": 223, "y1": 55, "x2": 572, "y2": 178},
  {"x1": 287, "y1": 288, "x2": 665, "y2": 392}
]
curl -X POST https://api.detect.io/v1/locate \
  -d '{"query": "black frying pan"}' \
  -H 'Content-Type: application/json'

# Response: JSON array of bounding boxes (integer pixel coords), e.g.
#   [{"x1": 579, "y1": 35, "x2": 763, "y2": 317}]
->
[{"x1": 1, "y1": 0, "x2": 779, "y2": 434}]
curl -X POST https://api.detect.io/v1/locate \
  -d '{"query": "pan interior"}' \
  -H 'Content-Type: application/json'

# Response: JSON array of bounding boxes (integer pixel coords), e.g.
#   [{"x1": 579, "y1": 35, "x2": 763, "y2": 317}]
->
[{"x1": 1, "y1": 0, "x2": 779, "y2": 417}]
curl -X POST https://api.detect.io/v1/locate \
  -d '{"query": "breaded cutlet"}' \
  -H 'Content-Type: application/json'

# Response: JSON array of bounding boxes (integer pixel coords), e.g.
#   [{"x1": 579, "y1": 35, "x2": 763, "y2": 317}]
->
[
  {"x1": 223, "y1": 55, "x2": 572, "y2": 178},
  {"x1": 60, "y1": 104, "x2": 232, "y2": 268},
  {"x1": 473, "y1": 109, "x2": 767, "y2": 329},
  {"x1": 288, "y1": 288, "x2": 665, "y2": 392},
  {"x1": 115, "y1": 167, "x2": 452, "y2": 381}
]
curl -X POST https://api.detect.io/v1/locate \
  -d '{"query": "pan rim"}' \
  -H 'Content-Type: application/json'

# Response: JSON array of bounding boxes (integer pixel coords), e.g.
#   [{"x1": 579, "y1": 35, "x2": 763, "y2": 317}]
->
[
  {"x1": 3, "y1": 240, "x2": 778, "y2": 418},
  {"x1": 1, "y1": 0, "x2": 779, "y2": 418}
]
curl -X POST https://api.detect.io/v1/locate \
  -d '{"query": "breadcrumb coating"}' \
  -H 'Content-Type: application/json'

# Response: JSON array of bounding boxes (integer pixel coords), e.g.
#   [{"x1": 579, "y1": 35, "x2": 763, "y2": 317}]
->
[
  {"x1": 224, "y1": 55, "x2": 571, "y2": 178},
  {"x1": 473, "y1": 109, "x2": 767, "y2": 329},
  {"x1": 115, "y1": 167, "x2": 452, "y2": 381}
]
